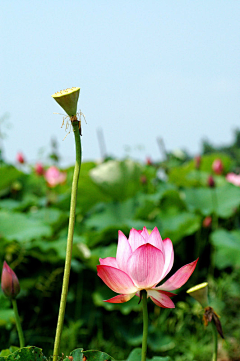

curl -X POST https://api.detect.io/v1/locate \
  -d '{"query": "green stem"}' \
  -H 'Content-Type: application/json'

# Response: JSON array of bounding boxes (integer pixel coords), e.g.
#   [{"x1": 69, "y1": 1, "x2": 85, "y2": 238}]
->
[
  {"x1": 211, "y1": 322, "x2": 218, "y2": 361},
  {"x1": 141, "y1": 290, "x2": 148, "y2": 361},
  {"x1": 12, "y1": 299, "x2": 25, "y2": 348},
  {"x1": 211, "y1": 189, "x2": 218, "y2": 231},
  {"x1": 53, "y1": 121, "x2": 82, "y2": 361}
]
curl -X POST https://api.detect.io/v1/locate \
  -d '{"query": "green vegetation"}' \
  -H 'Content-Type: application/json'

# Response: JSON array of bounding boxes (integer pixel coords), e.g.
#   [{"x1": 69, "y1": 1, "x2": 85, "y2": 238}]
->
[{"x1": 0, "y1": 143, "x2": 240, "y2": 360}]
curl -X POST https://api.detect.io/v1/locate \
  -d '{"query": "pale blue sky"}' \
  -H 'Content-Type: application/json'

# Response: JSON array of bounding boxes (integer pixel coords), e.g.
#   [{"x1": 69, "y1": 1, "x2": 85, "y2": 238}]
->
[{"x1": 1, "y1": 1, "x2": 240, "y2": 166}]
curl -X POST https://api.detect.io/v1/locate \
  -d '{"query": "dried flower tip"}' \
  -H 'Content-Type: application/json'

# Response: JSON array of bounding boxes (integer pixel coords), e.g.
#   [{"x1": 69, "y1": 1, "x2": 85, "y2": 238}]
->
[
  {"x1": 187, "y1": 282, "x2": 209, "y2": 307},
  {"x1": 203, "y1": 306, "x2": 224, "y2": 339},
  {"x1": 52, "y1": 87, "x2": 80, "y2": 117}
]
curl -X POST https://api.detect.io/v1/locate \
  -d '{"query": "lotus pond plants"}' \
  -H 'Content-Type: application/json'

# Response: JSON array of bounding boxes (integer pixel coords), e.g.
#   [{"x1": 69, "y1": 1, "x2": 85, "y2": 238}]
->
[{"x1": 1, "y1": 87, "x2": 238, "y2": 361}]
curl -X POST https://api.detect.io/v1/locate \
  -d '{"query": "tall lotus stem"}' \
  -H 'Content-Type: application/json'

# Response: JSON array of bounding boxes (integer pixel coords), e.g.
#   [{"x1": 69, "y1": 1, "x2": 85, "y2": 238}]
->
[
  {"x1": 12, "y1": 299, "x2": 25, "y2": 348},
  {"x1": 141, "y1": 290, "x2": 148, "y2": 361},
  {"x1": 52, "y1": 88, "x2": 82, "y2": 361},
  {"x1": 211, "y1": 322, "x2": 218, "y2": 361}
]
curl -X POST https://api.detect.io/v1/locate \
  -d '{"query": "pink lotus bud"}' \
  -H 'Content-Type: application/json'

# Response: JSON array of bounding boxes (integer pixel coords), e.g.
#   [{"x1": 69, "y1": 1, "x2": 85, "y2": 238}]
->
[
  {"x1": 44, "y1": 166, "x2": 67, "y2": 188},
  {"x1": 146, "y1": 157, "x2": 153, "y2": 165},
  {"x1": 194, "y1": 155, "x2": 201, "y2": 170},
  {"x1": 212, "y1": 159, "x2": 223, "y2": 175},
  {"x1": 140, "y1": 175, "x2": 147, "y2": 184},
  {"x1": 35, "y1": 163, "x2": 45, "y2": 176},
  {"x1": 208, "y1": 175, "x2": 215, "y2": 188},
  {"x1": 16, "y1": 152, "x2": 25, "y2": 164},
  {"x1": 1, "y1": 261, "x2": 20, "y2": 299},
  {"x1": 202, "y1": 216, "x2": 212, "y2": 228}
]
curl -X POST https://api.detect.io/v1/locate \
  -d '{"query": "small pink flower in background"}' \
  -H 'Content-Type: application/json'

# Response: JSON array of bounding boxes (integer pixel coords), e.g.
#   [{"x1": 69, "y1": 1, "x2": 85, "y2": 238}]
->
[
  {"x1": 226, "y1": 173, "x2": 240, "y2": 187},
  {"x1": 35, "y1": 163, "x2": 45, "y2": 176},
  {"x1": 140, "y1": 175, "x2": 147, "y2": 185},
  {"x1": 146, "y1": 157, "x2": 152, "y2": 165},
  {"x1": 1, "y1": 261, "x2": 20, "y2": 299},
  {"x1": 44, "y1": 166, "x2": 67, "y2": 188},
  {"x1": 212, "y1": 159, "x2": 223, "y2": 175},
  {"x1": 202, "y1": 216, "x2": 212, "y2": 228},
  {"x1": 208, "y1": 175, "x2": 215, "y2": 188},
  {"x1": 194, "y1": 155, "x2": 201, "y2": 170},
  {"x1": 97, "y1": 227, "x2": 198, "y2": 308},
  {"x1": 16, "y1": 152, "x2": 25, "y2": 164}
]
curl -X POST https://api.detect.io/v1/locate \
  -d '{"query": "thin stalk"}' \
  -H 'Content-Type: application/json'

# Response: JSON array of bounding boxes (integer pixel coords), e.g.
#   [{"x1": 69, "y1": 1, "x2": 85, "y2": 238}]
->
[
  {"x1": 211, "y1": 322, "x2": 218, "y2": 361},
  {"x1": 53, "y1": 121, "x2": 82, "y2": 361},
  {"x1": 141, "y1": 290, "x2": 148, "y2": 361},
  {"x1": 211, "y1": 189, "x2": 218, "y2": 231},
  {"x1": 12, "y1": 299, "x2": 25, "y2": 348}
]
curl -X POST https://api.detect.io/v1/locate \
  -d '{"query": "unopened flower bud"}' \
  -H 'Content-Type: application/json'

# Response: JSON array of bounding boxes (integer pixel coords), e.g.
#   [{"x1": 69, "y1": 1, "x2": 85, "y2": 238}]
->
[
  {"x1": 140, "y1": 175, "x2": 147, "y2": 184},
  {"x1": 208, "y1": 175, "x2": 215, "y2": 188},
  {"x1": 35, "y1": 163, "x2": 45, "y2": 176},
  {"x1": 16, "y1": 152, "x2": 25, "y2": 164},
  {"x1": 52, "y1": 87, "x2": 80, "y2": 117},
  {"x1": 195, "y1": 155, "x2": 201, "y2": 170},
  {"x1": 202, "y1": 216, "x2": 212, "y2": 228},
  {"x1": 187, "y1": 282, "x2": 209, "y2": 308},
  {"x1": 1, "y1": 261, "x2": 20, "y2": 299},
  {"x1": 212, "y1": 159, "x2": 223, "y2": 175},
  {"x1": 146, "y1": 157, "x2": 152, "y2": 165}
]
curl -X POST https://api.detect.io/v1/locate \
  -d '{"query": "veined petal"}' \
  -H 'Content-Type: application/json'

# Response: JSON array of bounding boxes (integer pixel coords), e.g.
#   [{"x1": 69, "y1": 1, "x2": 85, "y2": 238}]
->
[
  {"x1": 116, "y1": 230, "x2": 133, "y2": 272},
  {"x1": 97, "y1": 265, "x2": 138, "y2": 294},
  {"x1": 128, "y1": 228, "x2": 146, "y2": 252},
  {"x1": 147, "y1": 227, "x2": 164, "y2": 252},
  {"x1": 161, "y1": 238, "x2": 174, "y2": 279},
  {"x1": 104, "y1": 293, "x2": 135, "y2": 303},
  {"x1": 99, "y1": 257, "x2": 118, "y2": 268},
  {"x1": 156, "y1": 259, "x2": 198, "y2": 291},
  {"x1": 148, "y1": 290, "x2": 175, "y2": 308},
  {"x1": 140, "y1": 227, "x2": 150, "y2": 241},
  {"x1": 128, "y1": 244, "x2": 164, "y2": 289}
]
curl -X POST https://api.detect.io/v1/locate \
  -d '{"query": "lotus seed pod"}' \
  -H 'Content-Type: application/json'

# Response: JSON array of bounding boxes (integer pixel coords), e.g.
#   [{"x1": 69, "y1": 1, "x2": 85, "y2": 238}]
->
[
  {"x1": 52, "y1": 87, "x2": 80, "y2": 117},
  {"x1": 187, "y1": 282, "x2": 209, "y2": 307}
]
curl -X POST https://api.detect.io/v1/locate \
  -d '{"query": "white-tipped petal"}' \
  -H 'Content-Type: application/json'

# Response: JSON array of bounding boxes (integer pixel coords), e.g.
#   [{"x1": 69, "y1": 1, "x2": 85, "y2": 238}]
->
[
  {"x1": 161, "y1": 238, "x2": 174, "y2": 279},
  {"x1": 99, "y1": 257, "x2": 118, "y2": 268},
  {"x1": 128, "y1": 228, "x2": 146, "y2": 252},
  {"x1": 116, "y1": 230, "x2": 133, "y2": 272}
]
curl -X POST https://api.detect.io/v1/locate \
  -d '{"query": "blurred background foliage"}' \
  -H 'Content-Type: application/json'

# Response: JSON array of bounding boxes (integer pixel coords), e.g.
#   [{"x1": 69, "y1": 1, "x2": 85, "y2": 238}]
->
[{"x1": 1, "y1": 131, "x2": 240, "y2": 360}]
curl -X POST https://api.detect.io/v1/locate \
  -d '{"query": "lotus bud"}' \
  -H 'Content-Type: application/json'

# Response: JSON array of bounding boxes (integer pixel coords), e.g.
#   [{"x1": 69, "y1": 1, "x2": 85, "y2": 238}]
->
[
  {"x1": 202, "y1": 216, "x2": 212, "y2": 228},
  {"x1": 187, "y1": 282, "x2": 209, "y2": 308},
  {"x1": 212, "y1": 159, "x2": 223, "y2": 175},
  {"x1": 35, "y1": 162, "x2": 45, "y2": 176},
  {"x1": 52, "y1": 87, "x2": 80, "y2": 117},
  {"x1": 1, "y1": 261, "x2": 20, "y2": 299},
  {"x1": 16, "y1": 152, "x2": 25, "y2": 164},
  {"x1": 208, "y1": 175, "x2": 215, "y2": 188},
  {"x1": 194, "y1": 155, "x2": 201, "y2": 170},
  {"x1": 146, "y1": 157, "x2": 152, "y2": 165}
]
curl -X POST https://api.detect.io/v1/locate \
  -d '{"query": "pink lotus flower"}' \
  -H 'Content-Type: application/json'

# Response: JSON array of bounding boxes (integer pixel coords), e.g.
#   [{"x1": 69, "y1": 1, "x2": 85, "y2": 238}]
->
[
  {"x1": 16, "y1": 152, "x2": 25, "y2": 164},
  {"x1": 212, "y1": 159, "x2": 223, "y2": 175},
  {"x1": 97, "y1": 227, "x2": 198, "y2": 308},
  {"x1": 1, "y1": 261, "x2": 20, "y2": 299},
  {"x1": 44, "y1": 166, "x2": 67, "y2": 187},
  {"x1": 226, "y1": 173, "x2": 240, "y2": 187}
]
